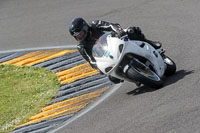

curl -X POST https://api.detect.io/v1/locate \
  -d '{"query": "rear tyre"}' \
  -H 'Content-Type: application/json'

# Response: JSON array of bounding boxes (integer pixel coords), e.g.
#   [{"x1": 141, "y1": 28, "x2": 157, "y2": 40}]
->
[
  {"x1": 126, "y1": 59, "x2": 163, "y2": 88},
  {"x1": 163, "y1": 56, "x2": 176, "y2": 76}
]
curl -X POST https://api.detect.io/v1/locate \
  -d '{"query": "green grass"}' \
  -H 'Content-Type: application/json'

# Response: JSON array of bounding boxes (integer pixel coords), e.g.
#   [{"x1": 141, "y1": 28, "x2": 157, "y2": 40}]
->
[{"x1": 0, "y1": 65, "x2": 60, "y2": 133}]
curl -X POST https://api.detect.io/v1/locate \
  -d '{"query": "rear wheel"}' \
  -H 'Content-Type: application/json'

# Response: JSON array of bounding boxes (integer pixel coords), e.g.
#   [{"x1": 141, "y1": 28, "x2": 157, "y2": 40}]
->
[{"x1": 126, "y1": 59, "x2": 163, "y2": 88}]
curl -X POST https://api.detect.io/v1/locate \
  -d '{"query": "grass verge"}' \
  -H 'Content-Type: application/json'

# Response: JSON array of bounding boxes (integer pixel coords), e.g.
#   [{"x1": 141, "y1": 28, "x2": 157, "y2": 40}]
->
[{"x1": 0, "y1": 65, "x2": 60, "y2": 133}]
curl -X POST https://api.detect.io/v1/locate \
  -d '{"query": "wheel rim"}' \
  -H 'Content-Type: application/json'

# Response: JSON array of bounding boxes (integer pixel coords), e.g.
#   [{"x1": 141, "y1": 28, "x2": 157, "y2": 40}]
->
[{"x1": 164, "y1": 57, "x2": 174, "y2": 65}]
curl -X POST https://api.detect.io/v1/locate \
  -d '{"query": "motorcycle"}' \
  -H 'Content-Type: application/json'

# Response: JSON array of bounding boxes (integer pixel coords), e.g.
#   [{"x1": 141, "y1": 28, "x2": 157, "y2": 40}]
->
[{"x1": 92, "y1": 32, "x2": 176, "y2": 88}]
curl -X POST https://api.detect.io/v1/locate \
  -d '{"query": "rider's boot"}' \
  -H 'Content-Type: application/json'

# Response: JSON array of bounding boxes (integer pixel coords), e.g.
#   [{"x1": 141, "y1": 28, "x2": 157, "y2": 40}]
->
[
  {"x1": 108, "y1": 75, "x2": 124, "y2": 84},
  {"x1": 127, "y1": 26, "x2": 162, "y2": 49},
  {"x1": 144, "y1": 39, "x2": 162, "y2": 49}
]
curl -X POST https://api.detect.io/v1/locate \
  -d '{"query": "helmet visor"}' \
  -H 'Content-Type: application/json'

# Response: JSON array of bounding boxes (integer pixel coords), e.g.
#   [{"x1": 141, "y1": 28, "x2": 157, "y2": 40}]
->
[{"x1": 74, "y1": 30, "x2": 86, "y2": 42}]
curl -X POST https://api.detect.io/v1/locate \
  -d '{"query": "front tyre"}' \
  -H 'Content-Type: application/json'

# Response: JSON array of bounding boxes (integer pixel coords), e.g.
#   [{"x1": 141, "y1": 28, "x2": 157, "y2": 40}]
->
[
  {"x1": 163, "y1": 56, "x2": 176, "y2": 76},
  {"x1": 126, "y1": 59, "x2": 164, "y2": 88}
]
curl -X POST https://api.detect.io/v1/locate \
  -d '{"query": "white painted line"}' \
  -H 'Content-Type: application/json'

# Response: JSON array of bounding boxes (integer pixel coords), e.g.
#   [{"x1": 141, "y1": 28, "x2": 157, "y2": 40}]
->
[
  {"x1": 0, "y1": 45, "x2": 77, "y2": 54},
  {"x1": 50, "y1": 83, "x2": 123, "y2": 133}
]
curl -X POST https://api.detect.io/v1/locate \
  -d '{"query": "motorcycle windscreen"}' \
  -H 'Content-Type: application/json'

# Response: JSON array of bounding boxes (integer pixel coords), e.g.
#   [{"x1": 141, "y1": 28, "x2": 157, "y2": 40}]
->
[{"x1": 92, "y1": 33, "x2": 109, "y2": 58}]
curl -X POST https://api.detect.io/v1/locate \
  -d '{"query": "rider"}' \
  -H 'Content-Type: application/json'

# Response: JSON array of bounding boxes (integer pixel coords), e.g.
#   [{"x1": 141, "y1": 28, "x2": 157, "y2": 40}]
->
[{"x1": 69, "y1": 17, "x2": 162, "y2": 84}]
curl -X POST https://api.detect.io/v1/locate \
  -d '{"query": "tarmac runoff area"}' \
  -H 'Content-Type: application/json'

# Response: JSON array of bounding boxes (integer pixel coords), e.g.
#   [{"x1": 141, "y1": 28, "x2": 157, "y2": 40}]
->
[{"x1": 0, "y1": 46, "x2": 121, "y2": 133}]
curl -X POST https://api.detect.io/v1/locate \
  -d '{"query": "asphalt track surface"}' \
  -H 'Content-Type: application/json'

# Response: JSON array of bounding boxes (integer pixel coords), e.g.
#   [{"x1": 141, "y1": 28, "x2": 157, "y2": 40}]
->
[{"x1": 1, "y1": 0, "x2": 200, "y2": 133}]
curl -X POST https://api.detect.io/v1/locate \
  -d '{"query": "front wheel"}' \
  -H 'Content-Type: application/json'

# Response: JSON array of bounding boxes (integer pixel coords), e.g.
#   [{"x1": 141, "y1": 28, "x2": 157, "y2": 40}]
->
[
  {"x1": 126, "y1": 59, "x2": 163, "y2": 88},
  {"x1": 163, "y1": 56, "x2": 176, "y2": 76}
]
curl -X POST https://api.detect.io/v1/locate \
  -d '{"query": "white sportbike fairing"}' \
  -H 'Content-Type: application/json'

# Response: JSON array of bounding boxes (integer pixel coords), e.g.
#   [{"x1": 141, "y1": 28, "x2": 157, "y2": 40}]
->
[{"x1": 92, "y1": 33, "x2": 176, "y2": 88}]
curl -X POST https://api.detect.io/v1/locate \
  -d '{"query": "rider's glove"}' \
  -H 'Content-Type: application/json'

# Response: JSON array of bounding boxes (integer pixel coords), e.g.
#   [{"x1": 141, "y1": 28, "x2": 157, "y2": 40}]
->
[
  {"x1": 114, "y1": 27, "x2": 126, "y2": 38},
  {"x1": 118, "y1": 28, "x2": 127, "y2": 38},
  {"x1": 111, "y1": 31, "x2": 126, "y2": 38}
]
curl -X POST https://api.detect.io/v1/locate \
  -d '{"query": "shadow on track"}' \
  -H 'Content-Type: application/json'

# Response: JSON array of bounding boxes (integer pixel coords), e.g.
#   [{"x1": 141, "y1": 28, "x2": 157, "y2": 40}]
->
[{"x1": 127, "y1": 70, "x2": 194, "y2": 96}]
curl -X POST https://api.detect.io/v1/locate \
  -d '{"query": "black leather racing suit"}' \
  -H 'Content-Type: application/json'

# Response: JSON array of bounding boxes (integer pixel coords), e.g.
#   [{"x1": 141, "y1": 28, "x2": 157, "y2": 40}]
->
[{"x1": 77, "y1": 20, "x2": 158, "y2": 84}]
